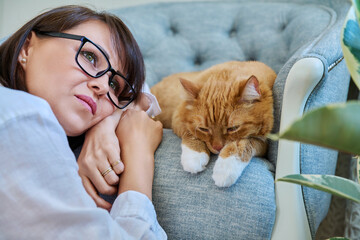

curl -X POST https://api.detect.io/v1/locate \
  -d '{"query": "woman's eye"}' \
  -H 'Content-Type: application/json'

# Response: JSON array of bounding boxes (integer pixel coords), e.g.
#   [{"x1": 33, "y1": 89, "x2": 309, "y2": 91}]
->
[
  {"x1": 198, "y1": 127, "x2": 209, "y2": 133},
  {"x1": 81, "y1": 51, "x2": 97, "y2": 65},
  {"x1": 109, "y1": 79, "x2": 120, "y2": 94},
  {"x1": 227, "y1": 126, "x2": 240, "y2": 133}
]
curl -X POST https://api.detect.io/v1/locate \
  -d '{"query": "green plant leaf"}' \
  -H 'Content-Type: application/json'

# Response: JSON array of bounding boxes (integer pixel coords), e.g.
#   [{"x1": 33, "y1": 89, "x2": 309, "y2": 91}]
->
[
  {"x1": 341, "y1": 5, "x2": 360, "y2": 90},
  {"x1": 277, "y1": 174, "x2": 360, "y2": 203},
  {"x1": 353, "y1": 0, "x2": 360, "y2": 21},
  {"x1": 357, "y1": 156, "x2": 360, "y2": 184},
  {"x1": 270, "y1": 101, "x2": 360, "y2": 155}
]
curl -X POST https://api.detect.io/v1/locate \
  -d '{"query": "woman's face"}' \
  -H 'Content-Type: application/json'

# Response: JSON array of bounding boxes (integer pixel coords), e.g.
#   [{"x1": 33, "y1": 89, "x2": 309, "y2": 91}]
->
[{"x1": 20, "y1": 20, "x2": 121, "y2": 136}]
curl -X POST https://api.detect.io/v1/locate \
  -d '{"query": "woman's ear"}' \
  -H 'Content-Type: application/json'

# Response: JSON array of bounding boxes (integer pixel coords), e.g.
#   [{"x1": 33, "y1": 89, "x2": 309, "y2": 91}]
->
[{"x1": 18, "y1": 31, "x2": 36, "y2": 69}]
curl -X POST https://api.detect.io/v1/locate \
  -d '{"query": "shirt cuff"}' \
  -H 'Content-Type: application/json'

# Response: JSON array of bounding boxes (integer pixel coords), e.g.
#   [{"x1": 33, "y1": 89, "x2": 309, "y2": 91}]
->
[{"x1": 110, "y1": 191, "x2": 160, "y2": 230}]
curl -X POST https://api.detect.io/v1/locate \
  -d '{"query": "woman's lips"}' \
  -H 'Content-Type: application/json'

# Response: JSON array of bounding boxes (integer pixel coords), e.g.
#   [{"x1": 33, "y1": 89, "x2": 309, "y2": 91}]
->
[{"x1": 75, "y1": 95, "x2": 97, "y2": 115}]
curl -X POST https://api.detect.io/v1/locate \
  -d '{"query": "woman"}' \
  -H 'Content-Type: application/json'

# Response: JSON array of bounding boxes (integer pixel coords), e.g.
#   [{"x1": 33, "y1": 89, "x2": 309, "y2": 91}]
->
[{"x1": 0, "y1": 5, "x2": 166, "y2": 239}]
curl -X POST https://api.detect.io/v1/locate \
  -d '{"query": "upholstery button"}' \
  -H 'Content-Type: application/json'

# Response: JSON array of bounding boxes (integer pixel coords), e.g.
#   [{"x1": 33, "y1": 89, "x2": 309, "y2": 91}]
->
[
  {"x1": 280, "y1": 23, "x2": 287, "y2": 31},
  {"x1": 229, "y1": 27, "x2": 237, "y2": 38},
  {"x1": 247, "y1": 55, "x2": 256, "y2": 61},
  {"x1": 169, "y1": 24, "x2": 178, "y2": 35},
  {"x1": 194, "y1": 55, "x2": 203, "y2": 65}
]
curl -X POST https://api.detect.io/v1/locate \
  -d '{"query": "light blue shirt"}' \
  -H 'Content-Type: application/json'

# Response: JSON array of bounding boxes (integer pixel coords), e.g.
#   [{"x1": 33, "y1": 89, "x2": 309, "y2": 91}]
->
[{"x1": 0, "y1": 86, "x2": 167, "y2": 239}]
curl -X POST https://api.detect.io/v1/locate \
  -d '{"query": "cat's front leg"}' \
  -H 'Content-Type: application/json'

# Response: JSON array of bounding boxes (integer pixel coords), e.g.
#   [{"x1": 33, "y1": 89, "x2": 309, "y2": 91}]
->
[
  {"x1": 212, "y1": 142, "x2": 250, "y2": 187},
  {"x1": 181, "y1": 136, "x2": 210, "y2": 174},
  {"x1": 212, "y1": 138, "x2": 266, "y2": 187}
]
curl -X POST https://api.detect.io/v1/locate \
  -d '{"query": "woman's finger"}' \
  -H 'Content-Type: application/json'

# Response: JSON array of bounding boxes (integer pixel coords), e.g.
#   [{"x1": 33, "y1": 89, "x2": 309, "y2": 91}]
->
[
  {"x1": 110, "y1": 158, "x2": 124, "y2": 175},
  {"x1": 86, "y1": 165, "x2": 117, "y2": 196},
  {"x1": 101, "y1": 165, "x2": 120, "y2": 186},
  {"x1": 81, "y1": 176, "x2": 112, "y2": 211}
]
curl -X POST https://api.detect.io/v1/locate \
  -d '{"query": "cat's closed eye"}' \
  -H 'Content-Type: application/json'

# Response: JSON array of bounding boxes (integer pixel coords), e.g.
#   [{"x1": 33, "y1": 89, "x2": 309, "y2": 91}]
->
[
  {"x1": 227, "y1": 126, "x2": 240, "y2": 133},
  {"x1": 198, "y1": 127, "x2": 209, "y2": 133}
]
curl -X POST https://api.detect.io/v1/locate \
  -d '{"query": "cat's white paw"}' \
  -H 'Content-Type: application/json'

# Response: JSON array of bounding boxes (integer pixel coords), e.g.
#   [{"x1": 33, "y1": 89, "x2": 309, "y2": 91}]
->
[
  {"x1": 181, "y1": 144, "x2": 209, "y2": 173},
  {"x1": 212, "y1": 155, "x2": 250, "y2": 187}
]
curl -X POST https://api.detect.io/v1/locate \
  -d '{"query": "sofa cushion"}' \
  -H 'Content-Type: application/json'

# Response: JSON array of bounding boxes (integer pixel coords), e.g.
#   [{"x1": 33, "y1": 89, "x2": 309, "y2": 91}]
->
[{"x1": 153, "y1": 129, "x2": 276, "y2": 239}]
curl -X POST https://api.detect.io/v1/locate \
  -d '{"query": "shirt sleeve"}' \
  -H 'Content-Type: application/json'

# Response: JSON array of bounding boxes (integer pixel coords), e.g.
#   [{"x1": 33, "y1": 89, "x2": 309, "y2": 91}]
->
[
  {"x1": 111, "y1": 191, "x2": 167, "y2": 239},
  {"x1": 0, "y1": 89, "x2": 167, "y2": 240},
  {"x1": 142, "y1": 83, "x2": 162, "y2": 118}
]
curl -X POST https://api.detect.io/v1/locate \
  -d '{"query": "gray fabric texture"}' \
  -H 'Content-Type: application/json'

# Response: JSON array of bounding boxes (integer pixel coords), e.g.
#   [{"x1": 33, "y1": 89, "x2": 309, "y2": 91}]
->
[
  {"x1": 153, "y1": 129, "x2": 275, "y2": 239},
  {"x1": 111, "y1": 1, "x2": 351, "y2": 238},
  {"x1": 114, "y1": 2, "x2": 335, "y2": 87}
]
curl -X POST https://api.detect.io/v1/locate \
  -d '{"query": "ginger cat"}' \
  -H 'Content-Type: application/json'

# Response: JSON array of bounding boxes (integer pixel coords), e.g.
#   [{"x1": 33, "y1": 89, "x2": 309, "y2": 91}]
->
[{"x1": 151, "y1": 61, "x2": 276, "y2": 187}]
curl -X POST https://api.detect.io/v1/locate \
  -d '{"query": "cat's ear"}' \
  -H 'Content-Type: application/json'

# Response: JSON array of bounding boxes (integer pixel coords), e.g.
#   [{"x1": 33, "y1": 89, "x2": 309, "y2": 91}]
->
[
  {"x1": 180, "y1": 78, "x2": 200, "y2": 99},
  {"x1": 241, "y1": 75, "x2": 261, "y2": 102}
]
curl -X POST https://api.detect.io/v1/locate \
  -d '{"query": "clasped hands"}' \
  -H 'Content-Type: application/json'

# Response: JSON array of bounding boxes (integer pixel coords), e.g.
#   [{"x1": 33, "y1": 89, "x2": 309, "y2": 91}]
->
[{"x1": 77, "y1": 93, "x2": 163, "y2": 210}]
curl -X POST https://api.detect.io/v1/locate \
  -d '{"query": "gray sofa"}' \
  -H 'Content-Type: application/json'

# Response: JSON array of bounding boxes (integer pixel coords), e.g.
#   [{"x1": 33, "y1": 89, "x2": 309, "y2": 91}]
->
[
  {"x1": 110, "y1": 0, "x2": 352, "y2": 239},
  {"x1": 0, "y1": 0, "x2": 353, "y2": 239}
]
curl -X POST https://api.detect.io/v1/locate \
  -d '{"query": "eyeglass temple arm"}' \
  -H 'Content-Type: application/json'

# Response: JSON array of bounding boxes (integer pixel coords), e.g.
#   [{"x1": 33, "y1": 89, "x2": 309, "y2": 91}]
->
[{"x1": 36, "y1": 31, "x2": 84, "y2": 41}]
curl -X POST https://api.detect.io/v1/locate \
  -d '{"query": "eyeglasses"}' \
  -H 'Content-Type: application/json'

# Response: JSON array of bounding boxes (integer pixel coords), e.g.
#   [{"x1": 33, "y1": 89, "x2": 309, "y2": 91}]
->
[{"x1": 35, "y1": 31, "x2": 135, "y2": 109}]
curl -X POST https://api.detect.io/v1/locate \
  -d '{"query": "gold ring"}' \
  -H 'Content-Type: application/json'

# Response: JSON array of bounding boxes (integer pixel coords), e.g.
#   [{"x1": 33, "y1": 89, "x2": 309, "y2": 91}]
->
[
  {"x1": 101, "y1": 166, "x2": 113, "y2": 177},
  {"x1": 111, "y1": 160, "x2": 122, "y2": 167}
]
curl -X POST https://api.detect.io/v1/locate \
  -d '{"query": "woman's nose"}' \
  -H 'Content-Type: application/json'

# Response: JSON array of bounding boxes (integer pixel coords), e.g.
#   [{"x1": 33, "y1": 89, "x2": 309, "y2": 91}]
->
[{"x1": 88, "y1": 73, "x2": 110, "y2": 96}]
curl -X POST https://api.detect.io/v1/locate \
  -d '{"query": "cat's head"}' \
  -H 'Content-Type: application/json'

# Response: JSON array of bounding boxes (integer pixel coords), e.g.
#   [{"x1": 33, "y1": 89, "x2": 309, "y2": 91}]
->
[{"x1": 178, "y1": 75, "x2": 274, "y2": 154}]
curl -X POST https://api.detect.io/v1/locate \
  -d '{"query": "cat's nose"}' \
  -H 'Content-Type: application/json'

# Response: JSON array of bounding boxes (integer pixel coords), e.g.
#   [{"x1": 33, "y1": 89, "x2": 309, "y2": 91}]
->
[{"x1": 213, "y1": 145, "x2": 223, "y2": 152}]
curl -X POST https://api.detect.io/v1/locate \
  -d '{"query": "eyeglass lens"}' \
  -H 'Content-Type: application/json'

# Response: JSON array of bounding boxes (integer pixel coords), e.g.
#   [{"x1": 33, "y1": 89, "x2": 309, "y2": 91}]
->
[{"x1": 77, "y1": 41, "x2": 134, "y2": 108}]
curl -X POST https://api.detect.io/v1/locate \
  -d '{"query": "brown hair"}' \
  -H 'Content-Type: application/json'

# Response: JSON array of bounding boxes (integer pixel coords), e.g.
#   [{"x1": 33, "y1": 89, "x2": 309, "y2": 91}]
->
[{"x1": 0, "y1": 5, "x2": 144, "y2": 100}]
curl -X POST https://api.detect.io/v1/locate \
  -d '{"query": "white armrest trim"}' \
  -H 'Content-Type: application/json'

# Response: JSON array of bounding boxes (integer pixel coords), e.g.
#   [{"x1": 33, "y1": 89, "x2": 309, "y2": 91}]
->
[{"x1": 271, "y1": 58, "x2": 324, "y2": 240}]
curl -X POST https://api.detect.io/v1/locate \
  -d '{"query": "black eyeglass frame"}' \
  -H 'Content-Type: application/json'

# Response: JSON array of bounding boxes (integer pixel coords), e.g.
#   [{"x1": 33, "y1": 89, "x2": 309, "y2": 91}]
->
[{"x1": 35, "y1": 31, "x2": 135, "y2": 109}]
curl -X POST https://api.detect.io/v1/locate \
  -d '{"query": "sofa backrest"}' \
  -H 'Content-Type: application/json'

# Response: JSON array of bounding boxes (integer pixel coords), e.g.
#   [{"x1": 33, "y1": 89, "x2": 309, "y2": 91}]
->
[{"x1": 111, "y1": 1, "x2": 334, "y2": 87}]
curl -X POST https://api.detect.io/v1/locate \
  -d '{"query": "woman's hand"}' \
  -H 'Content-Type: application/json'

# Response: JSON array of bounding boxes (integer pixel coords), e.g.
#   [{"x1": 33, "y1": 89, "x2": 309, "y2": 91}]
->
[
  {"x1": 116, "y1": 109, "x2": 163, "y2": 200},
  {"x1": 77, "y1": 110, "x2": 124, "y2": 210},
  {"x1": 77, "y1": 92, "x2": 158, "y2": 208}
]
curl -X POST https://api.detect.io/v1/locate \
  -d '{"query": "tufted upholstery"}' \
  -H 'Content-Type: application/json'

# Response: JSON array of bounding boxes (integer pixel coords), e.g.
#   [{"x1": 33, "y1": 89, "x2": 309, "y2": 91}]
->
[
  {"x1": 110, "y1": 1, "x2": 351, "y2": 239},
  {"x1": 115, "y1": 2, "x2": 333, "y2": 87}
]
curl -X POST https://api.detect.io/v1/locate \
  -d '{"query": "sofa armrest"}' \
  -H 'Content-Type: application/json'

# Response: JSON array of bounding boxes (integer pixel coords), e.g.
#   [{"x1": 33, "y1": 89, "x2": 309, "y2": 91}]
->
[{"x1": 271, "y1": 58, "x2": 325, "y2": 240}]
